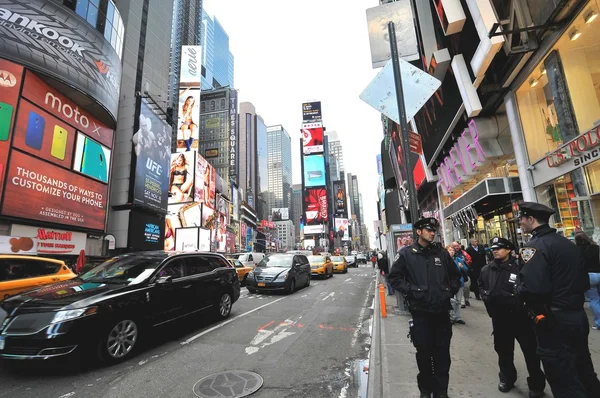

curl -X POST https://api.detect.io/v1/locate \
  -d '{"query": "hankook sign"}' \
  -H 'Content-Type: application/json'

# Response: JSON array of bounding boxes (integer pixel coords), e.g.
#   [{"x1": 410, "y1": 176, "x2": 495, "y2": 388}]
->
[{"x1": 0, "y1": 0, "x2": 122, "y2": 124}]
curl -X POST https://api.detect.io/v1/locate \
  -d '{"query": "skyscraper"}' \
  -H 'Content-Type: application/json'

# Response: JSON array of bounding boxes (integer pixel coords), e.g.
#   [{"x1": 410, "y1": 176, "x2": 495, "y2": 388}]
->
[
  {"x1": 256, "y1": 116, "x2": 269, "y2": 220},
  {"x1": 200, "y1": 9, "x2": 234, "y2": 90},
  {"x1": 267, "y1": 125, "x2": 292, "y2": 215},
  {"x1": 291, "y1": 184, "x2": 303, "y2": 244},
  {"x1": 238, "y1": 102, "x2": 256, "y2": 201},
  {"x1": 347, "y1": 173, "x2": 362, "y2": 225},
  {"x1": 326, "y1": 130, "x2": 345, "y2": 176}
]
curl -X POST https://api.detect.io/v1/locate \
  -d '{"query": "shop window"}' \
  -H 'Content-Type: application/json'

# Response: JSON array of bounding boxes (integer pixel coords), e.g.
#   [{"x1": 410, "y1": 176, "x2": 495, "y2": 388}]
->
[{"x1": 516, "y1": 5, "x2": 600, "y2": 164}]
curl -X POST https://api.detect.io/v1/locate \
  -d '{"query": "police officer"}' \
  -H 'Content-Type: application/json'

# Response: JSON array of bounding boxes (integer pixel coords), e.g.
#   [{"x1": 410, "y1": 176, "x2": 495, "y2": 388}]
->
[
  {"x1": 518, "y1": 202, "x2": 600, "y2": 397},
  {"x1": 478, "y1": 237, "x2": 545, "y2": 397},
  {"x1": 389, "y1": 217, "x2": 461, "y2": 398}
]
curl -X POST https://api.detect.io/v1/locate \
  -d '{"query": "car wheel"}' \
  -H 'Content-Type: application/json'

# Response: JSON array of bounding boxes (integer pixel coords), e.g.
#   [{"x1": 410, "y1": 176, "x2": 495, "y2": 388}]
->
[
  {"x1": 287, "y1": 279, "x2": 296, "y2": 295},
  {"x1": 215, "y1": 292, "x2": 233, "y2": 319},
  {"x1": 98, "y1": 319, "x2": 139, "y2": 363},
  {"x1": 343, "y1": 266, "x2": 348, "y2": 274},
  {"x1": 247, "y1": 286, "x2": 256, "y2": 294}
]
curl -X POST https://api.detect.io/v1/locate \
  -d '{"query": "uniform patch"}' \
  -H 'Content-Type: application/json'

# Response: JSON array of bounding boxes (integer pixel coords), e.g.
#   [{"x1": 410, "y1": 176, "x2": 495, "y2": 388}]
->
[
  {"x1": 508, "y1": 273, "x2": 517, "y2": 284},
  {"x1": 520, "y1": 248, "x2": 536, "y2": 263},
  {"x1": 434, "y1": 257, "x2": 441, "y2": 266},
  {"x1": 394, "y1": 253, "x2": 400, "y2": 262}
]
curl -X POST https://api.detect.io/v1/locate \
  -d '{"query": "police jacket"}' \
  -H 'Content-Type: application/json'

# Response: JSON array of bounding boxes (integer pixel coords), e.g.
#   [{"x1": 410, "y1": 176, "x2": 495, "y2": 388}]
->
[
  {"x1": 478, "y1": 258, "x2": 521, "y2": 318},
  {"x1": 378, "y1": 255, "x2": 389, "y2": 274},
  {"x1": 519, "y1": 224, "x2": 589, "y2": 311},
  {"x1": 389, "y1": 242, "x2": 461, "y2": 313}
]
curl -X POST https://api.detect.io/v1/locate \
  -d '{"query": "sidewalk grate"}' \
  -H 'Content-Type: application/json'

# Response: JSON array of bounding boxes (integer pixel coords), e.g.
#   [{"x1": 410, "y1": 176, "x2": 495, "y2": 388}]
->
[{"x1": 193, "y1": 371, "x2": 263, "y2": 398}]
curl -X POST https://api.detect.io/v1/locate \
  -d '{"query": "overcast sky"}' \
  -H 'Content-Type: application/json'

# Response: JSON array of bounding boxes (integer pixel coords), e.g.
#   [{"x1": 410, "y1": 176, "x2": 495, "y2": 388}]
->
[{"x1": 204, "y1": 0, "x2": 383, "y2": 245}]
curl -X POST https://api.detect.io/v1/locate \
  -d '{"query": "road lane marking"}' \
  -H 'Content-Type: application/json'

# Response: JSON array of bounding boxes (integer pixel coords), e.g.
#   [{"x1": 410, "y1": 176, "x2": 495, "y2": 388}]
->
[
  {"x1": 57, "y1": 393, "x2": 75, "y2": 398},
  {"x1": 344, "y1": 277, "x2": 352, "y2": 282},
  {"x1": 258, "y1": 320, "x2": 275, "y2": 331},
  {"x1": 245, "y1": 318, "x2": 300, "y2": 355},
  {"x1": 322, "y1": 292, "x2": 335, "y2": 301},
  {"x1": 181, "y1": 297, "x2": 287, "y2": 345}
]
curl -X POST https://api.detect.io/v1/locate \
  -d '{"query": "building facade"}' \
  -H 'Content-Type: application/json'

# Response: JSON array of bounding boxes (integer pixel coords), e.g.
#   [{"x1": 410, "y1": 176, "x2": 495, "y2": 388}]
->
[
  {"x1": 326, "y1": 130, "x2": 345, "y2": 175},
  {"x1": 275, "y1": 220, "x2": 295, "y2": 251},
  {"x1": 291, "y1": 184, "x2": 303, "y2": 245},
  {"x1": 238, "y1": 101, "x2": 256, "y2": 201},
  {"x1": 200, "y1": 9, "x2": 234, "y2": 90},
  {"x1": 256, "y1": 116, "x2": 269, "y2": 220},
  {"x1": 347, "y1": 173, "x2": 362, "y2": 225},
  {"x1": 267, "y1": 125, "x2": 293, "y2": 214}
]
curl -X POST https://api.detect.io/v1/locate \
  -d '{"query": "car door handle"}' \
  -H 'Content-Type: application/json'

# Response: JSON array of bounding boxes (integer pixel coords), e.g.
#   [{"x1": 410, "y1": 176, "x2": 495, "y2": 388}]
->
[{"x1": 182, "y1": 284, "x2": 193, "y2": 289}]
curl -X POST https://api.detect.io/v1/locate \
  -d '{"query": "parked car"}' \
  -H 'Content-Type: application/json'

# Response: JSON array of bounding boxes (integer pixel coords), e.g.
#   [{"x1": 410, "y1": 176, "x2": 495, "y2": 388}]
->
[
  {"x1": 307, "y1": 255, "x2": 334, "y2": 278},
  {"x1": 330, "y1": 256, "x2": 348, "y2": 273},
  {"x1": 345, "y1": 255, "x2": 358, "y2": 268},
  {"x1": 357, "y1": 254, "x2": 367, "y2": 264},
  {"x1": 245, "y1": 253, "x2": 311, "y2": 294},
  {"x1": 227, "y1": 258, "x2": 253, "y2": 286},
  {"x1": 0, "y1": 251, "x2": 240, "y2": 363},
  {"x1": 1, "y1": 255, "x2": 76, "y2": 301}
]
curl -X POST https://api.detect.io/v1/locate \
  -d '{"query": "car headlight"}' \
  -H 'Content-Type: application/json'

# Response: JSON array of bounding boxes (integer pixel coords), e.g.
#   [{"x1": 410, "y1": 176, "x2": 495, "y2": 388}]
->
[
  {"x1": 247, "y1": 271, "x2": 254, "y2": 278},
  {"x1": 51, "y1": 307, "x2": 98, "y2": 324},
  {"x1": 275, "y1": 272, "x2": 288, "y2": 281}
]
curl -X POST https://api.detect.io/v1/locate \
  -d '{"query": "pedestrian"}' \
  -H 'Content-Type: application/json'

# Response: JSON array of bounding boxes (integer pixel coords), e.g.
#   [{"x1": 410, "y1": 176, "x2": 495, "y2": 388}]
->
[
  {"x1": 517, "y1": 202, "x2": 600, "y2": 397},
  {"x1": 452, "y1": 242, "x2": 471, "y2": 308},
  {"x1": 446, "y1": 245, "x2": 468, "y2": 325},
  {"x1": 371, "y1": 252, "x2": 377, "y2": 269},
  {"x1": 378, "y1": 251, "x2": 393, "y2": 295},
  {"x1": 574, "y1": 232, "x2": 600, "y2": 330},
  {"x1": 479, "y1": 237, "x2": 545, "y2": 397},
  {"x1": 389, "y1": 217, "x2": 461, "y2": 398},
  {"x1": 466, "y1": 238, "x2": 486, "y2": 301}
]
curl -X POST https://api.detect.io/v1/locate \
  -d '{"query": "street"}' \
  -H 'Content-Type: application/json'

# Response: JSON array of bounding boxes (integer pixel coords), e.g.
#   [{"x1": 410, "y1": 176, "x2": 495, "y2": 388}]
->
[{"x1": 0, "y1": 265, "x2": 375, "y2": 398}]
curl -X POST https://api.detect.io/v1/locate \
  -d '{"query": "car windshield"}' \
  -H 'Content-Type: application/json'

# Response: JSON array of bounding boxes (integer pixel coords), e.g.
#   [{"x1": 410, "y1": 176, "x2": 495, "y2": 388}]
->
[
  {"x1": 307, "y1": 256, "x2": 325, "y2": 265},
  {"x1": 257, "y1": 255, "x2": 292, "y2": 268},
  {"x1": 230, "y1": 259, "x2": 244, "y2": 268},
  {"x1": 80, "y1": 255, "x2": 164, "y2": 285},
  {"x1": 331, "y1": 256, "x2": 344, "y2": 262}
]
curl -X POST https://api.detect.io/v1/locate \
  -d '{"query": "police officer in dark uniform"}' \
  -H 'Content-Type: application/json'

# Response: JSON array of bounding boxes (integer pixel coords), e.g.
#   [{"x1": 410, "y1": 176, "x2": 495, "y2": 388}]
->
[
  {"x1": 389, "y1": 217, "x2": 461, "y2": 398},
  {"x1": 478, "y1": 237, "x2": 545, "y2": 397},
  {"x1": 518, "y1": 202, "x2": 600, "y2": 398}
]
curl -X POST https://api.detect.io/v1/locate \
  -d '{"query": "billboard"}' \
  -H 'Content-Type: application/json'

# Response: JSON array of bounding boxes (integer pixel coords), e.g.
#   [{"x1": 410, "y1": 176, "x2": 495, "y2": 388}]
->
[
  {"x1": 0, "y1": 59, "x2": 23, "y2": 198},
  {"x1": 302, "y1": 122, "x2": 324, "y2": 154},
  {"x1": 229, "y1": 90, "x2": 238, "y2": 177},
  {"x1": 179, "y1": 45, "x2": 202, "y2": 85},
  {"x1": 132, "y1": 99, "x2": 171, "y2": 211},
  {"x1": 303, "y1": 154, "x2": 326, "y2": 187},
  {"x1": 168, "y1": 152, "x2": 195, "y2": 204},
  {"x1": 199, "y1": 227, "x2": 211, "y2": 251},
  {"x1": 304, "y1": 188, "x2": 328, "y2": 224},
  {"x1": 2, "y1": 151, "x2": 108, "y2": 230},
  {"x1": 304, "y1": 225, "x2": 325, "y2": 234},
  {"x1": 0, "y1": 0, "x2": 122, "y2": 122},
  {"x1": 176, "y1": 87, "x2": 200, "y2": 152},
  {"x1": 129, "y1": 210, "x2": 164, "y2": 251},
  {"x1": 302, "y1": 101, "x2": 322, "y2": 123},
  {"x1": 333, "y1": 180, "x2": 347, "y2": 216},
  {"x1": 334, "y1": 218, "x2": 350, "y2": 241},
  {"x1": 272, "y1": 208, "x2": 289, "y2": 221},
  {"x1": 11, "y1": 224, "x2": 87, "y2": 255},
  {"x1": 73, "y1": 133, "x2": 112, "y2": 183},
  {"x1": 175, "y1": 227, "x2": 199, "y2": 252},
  {"x1": 195, "y1": 154, "x2": 216, "y2": 209}
]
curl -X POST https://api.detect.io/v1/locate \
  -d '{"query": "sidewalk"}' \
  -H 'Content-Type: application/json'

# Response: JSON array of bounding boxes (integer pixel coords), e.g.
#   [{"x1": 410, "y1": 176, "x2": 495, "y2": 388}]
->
[{"x1": 367, "y1": 272, "x2": 600, "y2": 398}]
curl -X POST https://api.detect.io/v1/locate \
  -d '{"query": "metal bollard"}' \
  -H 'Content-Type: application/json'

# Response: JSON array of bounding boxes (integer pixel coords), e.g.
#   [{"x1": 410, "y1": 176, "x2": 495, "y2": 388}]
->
[{"x1": 379, "y1": 283, "x2": 387, "y2": 318}]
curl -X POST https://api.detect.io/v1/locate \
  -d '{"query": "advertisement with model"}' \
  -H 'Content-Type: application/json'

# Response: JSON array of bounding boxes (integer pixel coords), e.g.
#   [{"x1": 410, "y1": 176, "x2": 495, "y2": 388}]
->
[
  {"x1": 129, "y1": 210, "x2": 164, "y2": 251},
  {"x1": 304, "y1": 188, "x2": 328, "y2": 224},
  {"x1": 168, "y1": 152, "x2": 195, "y2": 204},
  {"x1": 0, "y1": 0, "x2": 123, "y2": 123},
  {"x1": 132, "y1": 98, "x2": 172, "y2": 212},
  {"x1": 334, "y1": 218, "x2": 350, "y2": 241},
  {"x1": 271, "y1": 208, "x2": 289, "y2": 221},
  {"x1": 303, "y1": 154, "x2": 327, "y2": 187},
  {"x1": 333, "y1": 180, "x2": 347, "y2": 215},
  {"x1": 195, "y1": 154, "x2": 216, "y2": 209},
  {"x1": 302, "y1": 122, "x2": 324, "y2": 154},
  {"x1": 177, "y1": 87, "x2": 200, "y2": 152}
]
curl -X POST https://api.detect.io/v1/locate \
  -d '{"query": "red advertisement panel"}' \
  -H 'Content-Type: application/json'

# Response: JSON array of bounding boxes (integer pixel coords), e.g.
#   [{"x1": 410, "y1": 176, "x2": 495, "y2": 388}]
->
[
  {"x1": 302, "y1": 122, "x2": 324, "y2": 154},
  {"x1": 0, "y1": 58, "x2": 25, "y2": 197},
  {"x1": 21, "y1": 71, "x2": 114, "y2": 148},
  {"x1": 304, "y1": 188, "x2": 328, "y2": 224},
  {"x1": 2, "y1": 151, "x2": 108, "y2": 231},
  {"x1": 12, "y1": 99, "x2": 77, "y2": 169}
]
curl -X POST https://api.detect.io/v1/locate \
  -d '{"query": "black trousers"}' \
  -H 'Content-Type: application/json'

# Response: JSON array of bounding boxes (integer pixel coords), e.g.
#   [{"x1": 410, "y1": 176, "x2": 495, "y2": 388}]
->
[
  {"x1": 469, "y1": 267, "x2": 481, "y2": 298},
  {"x1": 535, "y1": 309, "x2": 600, "y2": 398},
  {"x1": 491, "y1": 311, "x2": 545, "y2": 391},
  {"x1": 411, "y1": 311, "x2": 452, "y2": 394}
]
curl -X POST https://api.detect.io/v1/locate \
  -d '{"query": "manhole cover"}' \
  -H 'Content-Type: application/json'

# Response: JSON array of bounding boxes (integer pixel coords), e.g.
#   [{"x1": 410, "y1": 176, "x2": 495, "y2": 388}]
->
[{"x1": 193, "y1": 370, "x2": 264, "y2": 398}]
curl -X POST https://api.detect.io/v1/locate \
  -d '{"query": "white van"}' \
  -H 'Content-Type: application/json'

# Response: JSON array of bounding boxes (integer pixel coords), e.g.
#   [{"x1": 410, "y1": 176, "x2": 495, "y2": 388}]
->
[{"x1": 233, "y1": 252, "x2": 265, "y2": 268}]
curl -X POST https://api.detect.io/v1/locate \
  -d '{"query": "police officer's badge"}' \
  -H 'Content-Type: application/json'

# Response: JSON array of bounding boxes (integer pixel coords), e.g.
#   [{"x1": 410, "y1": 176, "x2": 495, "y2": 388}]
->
[
  {"x1": 520, "y1": 247, "x2": 536, "y2": 263},
  {"x1": 394, "y1": 253, "x2": 400, "y2": 262}
]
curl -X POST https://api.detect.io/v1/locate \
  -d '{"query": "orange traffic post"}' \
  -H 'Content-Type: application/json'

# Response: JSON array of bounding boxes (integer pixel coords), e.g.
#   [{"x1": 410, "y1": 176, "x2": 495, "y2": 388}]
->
[{"x1": 379, "y1": 282, "x2": 387, "y2": 318}]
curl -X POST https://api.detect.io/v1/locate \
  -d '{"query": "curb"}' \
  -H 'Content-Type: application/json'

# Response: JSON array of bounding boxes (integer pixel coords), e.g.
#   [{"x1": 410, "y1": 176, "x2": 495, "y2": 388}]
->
[{"x1": 366, "y1": 272, "x2": 383, "y2": 398}]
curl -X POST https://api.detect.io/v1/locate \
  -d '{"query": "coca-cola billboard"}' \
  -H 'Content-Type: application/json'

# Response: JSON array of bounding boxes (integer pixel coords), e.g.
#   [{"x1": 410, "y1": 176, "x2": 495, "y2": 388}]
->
[{"x1": 304, "y1": 188, "x2": 328, "y2": 224}]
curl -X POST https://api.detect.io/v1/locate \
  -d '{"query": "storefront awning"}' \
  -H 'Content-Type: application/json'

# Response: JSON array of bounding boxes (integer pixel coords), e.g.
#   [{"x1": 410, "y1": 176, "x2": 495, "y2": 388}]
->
[{"x1": 444, "y1": 177, "x2": 522, "y2": 220}]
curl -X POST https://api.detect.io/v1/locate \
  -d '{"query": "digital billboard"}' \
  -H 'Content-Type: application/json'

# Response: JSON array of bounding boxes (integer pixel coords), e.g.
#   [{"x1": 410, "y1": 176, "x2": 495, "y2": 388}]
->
[
  {"x1": 302, "y1": 101, "x2": 322, "y2": 123},
  {"x1": 129, "y1": 210, "x2": 164, "y2": 251},
  {"x1": 73, "y1": 133, "x2": 112, "y2": 184},
  {"x1": 175, "y1": 227, "x2": 199, "y2": 252},
  {"x1": 302, "y1": 122, "x2": 324, "y2": 154},
  {"x1": 0, "y1": 0, "x2": 123, "y2": 122},
  {"x1": 132, "y1": 99, "x2": 171, "y2": 212},
  {"x1": 303, "y1": 154, "x2": 326, "y2": 187},
  {"x1": 335, "y1": 218, "x2": 350, "y2": 241},
  {"x1": 304, "y1": 188, "x2": 328, "y2": 224},
  {"x1": 0, "y1": 59, "x2": 23, "y2": 199},
  {"x1": 176, "y1": 87, "x2": 200, "y2": 152},
  {"x1": 168, "y1": 152, "x2": 195, "y2": 204},
  {"x1": 272, "y1": 208, "x2": 289, "y2": 221},
  {"x1": 333, "y1": 180, "x2": 347, "y2": 216},
  {"x1": 195, "y1": 154, "x2": 216, "y2": 209},
  {"x1": 165, "y1": 202, "x2": 201, "y2": 251},
  {"x1": 179, "y1": 45, "x2": 202, "y2": 85}
]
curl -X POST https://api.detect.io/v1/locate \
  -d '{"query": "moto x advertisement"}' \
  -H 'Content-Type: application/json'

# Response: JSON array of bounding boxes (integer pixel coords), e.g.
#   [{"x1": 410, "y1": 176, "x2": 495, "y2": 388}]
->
[
  {"x1": 0, "y1": 0, "x2": 122, "y2": 122},
  {"x1": 132, "y1": 99, "x2": 172, "y2": 212},
  {"x1": 304, "y1": 188, "x2": 328, "y2": 224}
]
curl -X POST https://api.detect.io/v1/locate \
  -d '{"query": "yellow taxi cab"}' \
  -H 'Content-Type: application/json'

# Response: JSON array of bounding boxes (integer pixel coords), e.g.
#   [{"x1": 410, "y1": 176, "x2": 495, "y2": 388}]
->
[
  {"x1": 307, "y1": 255, "x2": 334, "y2": 279},
  {"x1": 0, "y1": 255, "x2": 76, "y2": 301},
  {"x1": 228, "y1": 258, "x2": 254, "y2": 286},
  {"x1": 330, "y1": 255, "x2": 348, "y2": 274}
]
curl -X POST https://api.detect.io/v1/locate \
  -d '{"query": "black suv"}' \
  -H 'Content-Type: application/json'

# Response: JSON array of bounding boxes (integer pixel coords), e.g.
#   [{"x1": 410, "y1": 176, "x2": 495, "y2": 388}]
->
[{"x1": 0, "y1": 251, "x2": 240, "y2": 363}]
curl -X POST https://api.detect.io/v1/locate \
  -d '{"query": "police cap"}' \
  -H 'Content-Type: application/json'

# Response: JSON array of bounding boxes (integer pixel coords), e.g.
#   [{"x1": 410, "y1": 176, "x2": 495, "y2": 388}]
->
[
  {"x1": 490, "y1": 237, "x2": 515, "y2": 251},
  {"x1": 518, "y1": 202, "x2": 555, "y2": 221},
  {"x1": 414, "y1": 217, "x2": 439, "y2": 231}
]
